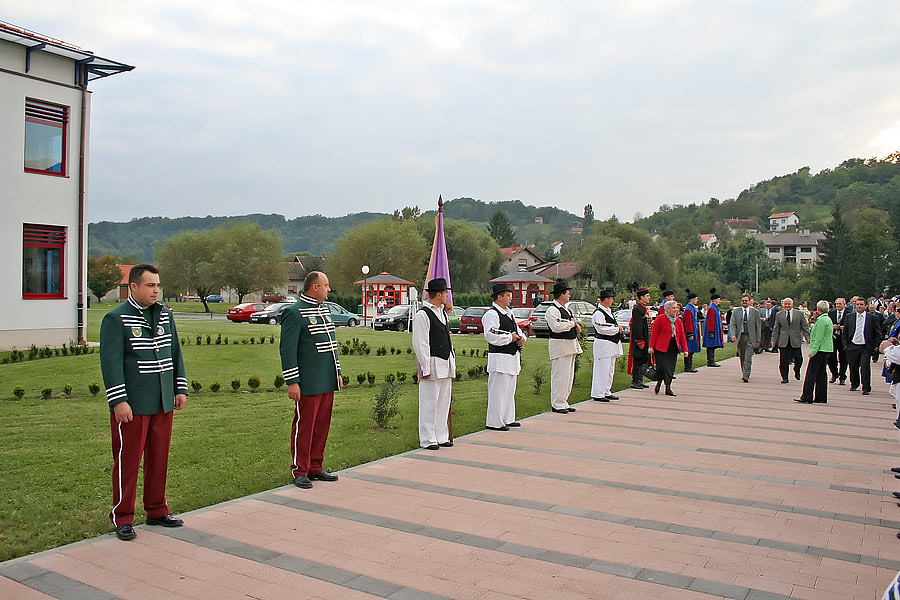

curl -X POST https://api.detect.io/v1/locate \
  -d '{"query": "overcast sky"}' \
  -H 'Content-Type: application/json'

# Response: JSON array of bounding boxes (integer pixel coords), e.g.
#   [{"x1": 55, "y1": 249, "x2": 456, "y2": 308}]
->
[{"x1": 7, "y1": 1, "x2": 900, "y2": 222}]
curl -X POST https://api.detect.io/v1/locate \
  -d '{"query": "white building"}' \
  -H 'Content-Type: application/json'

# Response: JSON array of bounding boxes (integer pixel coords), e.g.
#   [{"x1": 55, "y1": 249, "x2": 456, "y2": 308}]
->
[
  {"x1": 0, "y1": 23, "x2": 132, "y2": 350},
  {"x1": 755, "y1": 230, "x2": 826, "y2": 265},
  {"x1": 769, "y1": 212, "x2": 799, "y2": 231},
  {"x1": 699, "y1": 233, "x2": 718, "y2": 249}
]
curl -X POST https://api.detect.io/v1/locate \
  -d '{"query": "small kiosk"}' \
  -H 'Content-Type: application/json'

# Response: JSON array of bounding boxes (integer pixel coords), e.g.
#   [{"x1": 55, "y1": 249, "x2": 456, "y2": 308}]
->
[
  {"x1": 354, "y1": 272, "x2": 416, "y2": 325},
  {"x1": 489, "y1": 272, "x2": 555, "y2": 308}
]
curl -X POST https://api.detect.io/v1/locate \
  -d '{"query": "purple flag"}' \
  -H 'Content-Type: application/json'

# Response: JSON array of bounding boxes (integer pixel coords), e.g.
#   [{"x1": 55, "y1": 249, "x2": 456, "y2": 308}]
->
[{"x1": 425, "y1": 195, "x2": 453, "y2": 308}]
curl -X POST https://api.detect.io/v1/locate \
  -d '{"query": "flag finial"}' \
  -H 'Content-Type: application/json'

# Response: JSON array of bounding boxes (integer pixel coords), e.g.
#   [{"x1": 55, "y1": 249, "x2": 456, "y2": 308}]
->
[{"x1": 438, "y1": 195, "x2": 443, "y2": 213}]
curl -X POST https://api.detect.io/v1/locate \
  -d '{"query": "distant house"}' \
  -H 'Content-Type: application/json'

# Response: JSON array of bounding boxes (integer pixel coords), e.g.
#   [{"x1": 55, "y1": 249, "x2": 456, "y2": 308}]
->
[
  {"x1": 768, "y1": 212, "x2": 799, "y2": 231},
  {"x1": 93, "y1": 265, "x2": 133, "y2": 303},
  {"x1": 700, "y1": 233, "x2": 718, "y2": 249},
  {"x1": 550, "y1": 241, "x2": 563, "y2": 256},
  {"x1": 500, "y1": 245, "x2": 544, "y2": 275},
  {"x1": 285, "y1": 256, "x2": 324, "y2": 295},
  {"x1": 715, "y1": 219, "x2": 760, "y2": 235},
  {"x1": 529, "y1": 261, "x2": 578, "y2": 281},
  {"x1": 534, "y1": 216, "x2": 544, "y2": 225},
  {"x1": 1, "y1": 22, "x2": 133, "y2": 349},
  {"x1": 755, "y1": 230, "x2": 826, "y2": 265},
  {"x1": 570, "y1": 226, "x2": 583, "y2": 234}
]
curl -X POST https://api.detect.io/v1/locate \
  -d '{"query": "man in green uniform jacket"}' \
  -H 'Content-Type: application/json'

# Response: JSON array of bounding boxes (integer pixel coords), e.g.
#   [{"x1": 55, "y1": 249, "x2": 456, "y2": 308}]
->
[
  {"x1": 99, "y1": 264, "x2": 188, "y2": 541},
  {"x1": 280, "y1": 271, "x2": 343, "y2": 489}
]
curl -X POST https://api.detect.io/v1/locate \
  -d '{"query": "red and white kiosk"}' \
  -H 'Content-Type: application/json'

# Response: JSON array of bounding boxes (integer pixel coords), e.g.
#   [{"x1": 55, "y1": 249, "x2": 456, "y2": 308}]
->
[
  {"x1": 489, "y1": 272, "x2": 555, "y2": 308},
  {"x1": 354, "y1": 272, "x2": 416, "y2": 325}
]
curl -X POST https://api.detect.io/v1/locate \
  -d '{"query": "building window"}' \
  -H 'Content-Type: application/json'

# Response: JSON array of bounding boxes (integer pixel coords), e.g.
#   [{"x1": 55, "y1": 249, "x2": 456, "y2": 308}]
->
[
  {"x1": 25, "y1": 99, "x2": 68, "y2": 176},
  {"x1": 518, "y1": 259, "x2": 527, "y2": 268},
  {"x1": 800, "y1": 247, "x2": 812, "y2": 253},
  {"x1": 23, "y1": 224, "x2": 66, "y2": 298},
  {"x1": 287, "y1": 285, "x2": 298, "y2": 294}
]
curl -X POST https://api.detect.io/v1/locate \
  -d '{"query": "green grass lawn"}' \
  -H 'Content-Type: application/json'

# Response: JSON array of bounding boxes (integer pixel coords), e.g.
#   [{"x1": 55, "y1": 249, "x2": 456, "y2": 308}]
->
[{"x1": 0, "y1": 309, "x2": 734, "y2": 560}]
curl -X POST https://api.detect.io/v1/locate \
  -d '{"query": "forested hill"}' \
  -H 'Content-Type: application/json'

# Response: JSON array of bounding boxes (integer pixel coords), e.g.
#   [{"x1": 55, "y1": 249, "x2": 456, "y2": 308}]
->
[
  {"x1": 87, "y1": 198, "x2": 581, "y2": 262},
  {"x1": 635, "y1": 155, "x2": 900, "y2": 234}
]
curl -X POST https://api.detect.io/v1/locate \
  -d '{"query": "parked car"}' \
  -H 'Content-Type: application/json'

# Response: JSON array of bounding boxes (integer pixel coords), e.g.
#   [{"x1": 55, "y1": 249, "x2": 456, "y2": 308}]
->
[
  {"x1": 226, "y1": 302, "x2": 267, "y2": 322},
  {"x1": 205, "y1": 294, "x2": 224, "y2": 303},
  {"x1": 249, "y1": 302, "x2": 292, "y2": 325},
  {"x1": 511, "y1": 307, "x2": 535, "y2": 336},
  {"x1": 447, "y1": 306, "x2": 465, "y2": 333},
  {"x1": 610, "y1": 307, "x2": 658, "y2": 341},
  {"x1": 374, "y1": 305, "x2": 411, "y2": 331},
  {"x1": 324, "y1": 301, "x2": 360, "y2": 327},
  {"x1": 459, "y1": 307, "x2": 489, "y2": 334},
  {"x1": 530, "y1": 300, "x2": 596, "y2": 337}
]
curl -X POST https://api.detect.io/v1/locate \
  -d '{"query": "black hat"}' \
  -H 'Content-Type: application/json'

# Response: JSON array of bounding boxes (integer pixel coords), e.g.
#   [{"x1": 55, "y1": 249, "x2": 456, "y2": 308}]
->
[
  {"x1": 709, "y1": 287, "x2": 720, "y2": 300},
  {"x1": 660, "y1": 282, "x2": 674, "y2": 298},
  {"x1": 425, "y1": 278, "x2": 450, "y2": 292},
  {"x1": 685, "y1": 288, "x2": 698, "y2": 300},
  {"x1": 491, "y1": 282, "x2": 513, "y2": 298},
  {"x1": 552, "y1": 280, "x2": 572, "y2": 297},
  {"x1": 599, "y1": 288, "x2": 615, "y2": 300},
  {"x1": 635, "y1": 286, "x2": 650, "y2": 297}
]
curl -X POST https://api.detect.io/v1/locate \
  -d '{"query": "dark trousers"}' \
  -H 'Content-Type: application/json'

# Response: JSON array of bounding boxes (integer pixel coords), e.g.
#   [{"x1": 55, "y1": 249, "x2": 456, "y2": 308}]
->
[
  {"x1": 290, "y1": 391, "x2": 335, "y2": 478},
  {"x1": 778, "y1": 344, "x2": 803, "y2": 381},
  {"x1": 827, "y1": 343, "x2": 847, "y2": 382},
  {"x1": 684, "y1": 353, "x2": 694, "y2": 371},
  {"x1": 760, "y1": 327, "x2": 773, "y2": 351},
  {"x1": 800, "y1": 351, "x2": 830, "y2": 402},
  {"x1": 632, "y1": 355, "x2": 647, "y2": 384},
  {"x1": 655, "y1": 339, "x2": 678, "y2": 392},
  {"x1": 846, "y1": 344, "x2": 872, "y2": 392},
  {"x1": 109, "y1": 409, "x2": 174, "y2": 526},
  {"x1": 706, "y1": 347, "x2": 718, "y2": 365}
]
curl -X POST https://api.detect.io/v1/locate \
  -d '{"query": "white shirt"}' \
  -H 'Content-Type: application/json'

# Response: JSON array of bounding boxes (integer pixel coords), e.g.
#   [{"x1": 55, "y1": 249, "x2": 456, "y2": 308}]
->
[
  {"x1": 592, "y1": 305, "x2": 623, "y2": 358},
  {"x1": 482, "y1": 303, "x2": 526, "y2": 375},
  {"x1": 546, "y1": 301, "x2": 583, "y2": 360},
  {"x1": 412, "y1": 301, "x2": 456, "y2": 379},
  {"x1": 852, "y1": 311, "x2": 867, "y2": 345}
]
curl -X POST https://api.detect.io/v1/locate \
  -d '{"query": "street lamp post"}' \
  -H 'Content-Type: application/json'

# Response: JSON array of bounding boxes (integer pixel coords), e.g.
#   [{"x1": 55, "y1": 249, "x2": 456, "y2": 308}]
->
[{"x1": 362, "y1": 265, "x2": 370, "y2": 327}]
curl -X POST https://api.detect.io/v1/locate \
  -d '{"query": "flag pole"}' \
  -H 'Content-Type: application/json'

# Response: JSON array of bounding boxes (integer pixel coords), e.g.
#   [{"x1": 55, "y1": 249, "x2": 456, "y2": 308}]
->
[{"x1": 438, "y1": 196, "x2": 454, "y2": 442}]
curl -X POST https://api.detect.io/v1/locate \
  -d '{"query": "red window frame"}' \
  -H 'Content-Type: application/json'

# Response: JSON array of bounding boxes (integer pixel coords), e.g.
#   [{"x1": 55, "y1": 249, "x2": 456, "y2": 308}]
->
[
  {"x1": 24, "y1": 98, "x2": 68, "y2": 177},
  {"x1": 23, "y1": 224, "x2": 66, "y2": 299}
]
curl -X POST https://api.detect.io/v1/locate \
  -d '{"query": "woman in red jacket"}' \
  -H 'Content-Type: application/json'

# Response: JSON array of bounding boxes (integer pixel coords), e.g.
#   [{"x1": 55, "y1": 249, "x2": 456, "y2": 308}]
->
[{"x1": 649, "y1": 300, "x2": 690, "y2": 396}]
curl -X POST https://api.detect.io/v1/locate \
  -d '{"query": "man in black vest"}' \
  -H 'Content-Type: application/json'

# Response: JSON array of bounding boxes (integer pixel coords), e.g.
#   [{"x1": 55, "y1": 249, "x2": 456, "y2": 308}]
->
[
  {"x1": 591, "y1": 289, "x2": 623, "y2": 401},
  {"x1": 412, "y1": 278, "x2": 456, "y2": 449},
  {"x1": 546, "y1": 280, "x2": 583, "y2": 413},
  {"x1": 483, "y1": 282, "x2": 527, "y2": 430},
  {"x1": 827, "y1": 297, "x2": 848, "y2": 384}
]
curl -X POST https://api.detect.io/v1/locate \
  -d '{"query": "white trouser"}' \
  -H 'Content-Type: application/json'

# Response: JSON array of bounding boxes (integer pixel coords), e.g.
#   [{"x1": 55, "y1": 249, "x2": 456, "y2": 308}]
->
[
  {"x1": 418, "y1": 376, "x2": 452, "y2": 446},
  {"x1": 550, "y1": 354, "x2": 576, "y2": 410},
  {"x1": 487, "y1": 372, "x2": 517, "y2": 427},
  {"x1": 591, "y1": 356, "x2": 615, "y2": 398}
]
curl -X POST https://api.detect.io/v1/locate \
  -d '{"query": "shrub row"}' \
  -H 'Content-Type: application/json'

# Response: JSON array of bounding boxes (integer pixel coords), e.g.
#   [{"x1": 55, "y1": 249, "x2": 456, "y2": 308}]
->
[
  {"x1": 181, "y1": 335, "x2": 275, "y2": 346},
  {"x1": 2, "y1": 342, "x2": 94, "y2": 364}
]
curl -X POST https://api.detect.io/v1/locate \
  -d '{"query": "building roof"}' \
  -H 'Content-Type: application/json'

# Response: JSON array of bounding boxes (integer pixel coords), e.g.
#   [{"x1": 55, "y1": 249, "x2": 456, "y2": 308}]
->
[
  {"x1": 532, "y1": 262, "x2": 578, "y2": 279},
  {"x1": 117, "y1": 265, "x2": 133, "y2": 285},
  {"x1": 501, "y1": 245, "x2": 542, "y2": 261},
  {"x1": 353, "y1": 272, "x2": 415, "y2": 285},
  {"x1": 0, "y1": 21, "x2": 134, "y2": 85},
  {"x1": 769, "y1": 212, "x2": 797, "y2": 219},
  {"x1": 700, "y1": 234, "x2": 716, "y2": 244},
  {"x1": 288, "y1": 256, "x2": 325, "y2": 281},
  {"x1": 755, "y1": 232, "x2": 826, "y2": 246},
  {"x1": 717, "y1": 218, "x2": 759, "y2": 229},
  {"x1": 490, "y1": 272, "x2": 555, "y2": 284}
]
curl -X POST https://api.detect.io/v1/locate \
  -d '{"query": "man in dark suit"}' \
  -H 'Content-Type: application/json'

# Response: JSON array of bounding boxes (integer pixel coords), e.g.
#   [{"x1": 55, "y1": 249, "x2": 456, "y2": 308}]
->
[
  {"x1": 761, "y1": 299, "x2": 779, "y2": 353},
  {"x1": 843, "y1": 297, "x2": 883, "y2": 395},
  {"x1": 772, "y1": 297, "x2": 810, "y2": 384},
  {"x1": 827, "y1": 297, "x2": 849, "y2": 385}
]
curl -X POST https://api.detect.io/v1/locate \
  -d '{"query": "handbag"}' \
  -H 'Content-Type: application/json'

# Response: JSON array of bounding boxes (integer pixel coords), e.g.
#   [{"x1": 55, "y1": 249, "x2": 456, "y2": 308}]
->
[{"x1": 640, "y1": 362, "x2": 659, "y2": 381}]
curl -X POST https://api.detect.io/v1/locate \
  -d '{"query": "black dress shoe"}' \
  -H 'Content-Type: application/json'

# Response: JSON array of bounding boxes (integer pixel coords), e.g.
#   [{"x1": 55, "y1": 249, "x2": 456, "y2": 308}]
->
[
  {"x1": 605, "y1": 395, "x2": 619, "y2": 400},
  {"x1": 146, "y1": 514, "x2": 183, "y2": 527},
  {"x1": 707, "y1": 363, "x2": 721, "y2": 367},
  {"x1": 438, "y1": 441, "x2": 454, "y2": 447},
  {"x1": 794, "y1": 371, "x2": 801, "y2": 381},
  {"x1": 812, "y1": 400, "x2": 826, "y2": 403},
  {"x1": 838, "y1": 379, "x2": 846, "y2": 385},
  {"x1": 780, "y1": 379, "x2": 789, "y2": 384},
  {"x1": 567, "y1": 407, "x2": 576, "y2": 412},
  {"x1": 551, "y1": 408, "x2": 569, "y2": 414},
  {"x1": 640, "y1": 383, "x2": 650, "y2": 388},
  {"x1": 654, "y1": 382, "x2": 661, "y2": 395},
  {"x1": 507, "y1": 422, "x2": 521, "y2": 427},
  {"x1": 486, "y1": 425, "x2": 510, "y2": 431},
  {"x1": 115, "y1": 524, "x2": 136, "y2": 541},
  {"x1": 630, "y1": 383, "x2": 644, "y2": 390},
  {"x1": 424, "y1": 444, "x2": 440, "y2": 450},
  {"x1": 685, "y1": 369, "x2": 699, "y2": 373},
  {"x1": 861, "y1": 390, "x2": 870, "y2": 395},
  {"x1": 849, "y1": 386, "x2": 858, "y2": 391},
  {"x1": 794, "y1": 398, "x2": 813, "y2": 404},
  {"x1": 829, "y1": 376, "x2": 837, "y2": 383},
  {"x1": 310, "y1": 470, "x2": 339, "y2": 481},
  {"x1": 741, "y1": 377, "x2": 748, "y2": 383},
  {"x1": 294, "y1": 475, "x2": 313, "y2": 488},
  {"x1": 891, "y1": 467, "x2": 900, "y2": 473},
  {"x1": 664, "y1": 390, "x2": 677, "y2": 397},
  {"x1": 893, "y1": 491, "x2": 900, "y2": 498},
  {"x1": 592, "y1": 397, "x2": 609, "y2": 402}
]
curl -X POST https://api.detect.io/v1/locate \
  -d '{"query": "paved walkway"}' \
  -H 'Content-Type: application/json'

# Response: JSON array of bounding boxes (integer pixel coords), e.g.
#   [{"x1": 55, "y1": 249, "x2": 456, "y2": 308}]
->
[{"x1": 3, "y1": 353, "x2": 899, "y2": 600}]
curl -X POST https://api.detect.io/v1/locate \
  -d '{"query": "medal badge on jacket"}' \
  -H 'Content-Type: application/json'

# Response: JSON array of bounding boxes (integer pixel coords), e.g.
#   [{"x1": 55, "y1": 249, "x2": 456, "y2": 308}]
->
[
  {"x1": 157, "y1": 325, "x2": 164, "y2": 335},
  {"x1": 132, "y1": 327, "x2": 142, "y2": 337}
]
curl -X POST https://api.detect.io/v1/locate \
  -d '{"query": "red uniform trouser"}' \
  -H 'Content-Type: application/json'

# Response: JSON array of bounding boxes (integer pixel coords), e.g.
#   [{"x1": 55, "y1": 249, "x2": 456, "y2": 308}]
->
[
  {"x1": 109, "y1": 409, "x2": 173, "y2": 526},
  {"x1": 290, "y1": 392, "x2": 334, "y2": 478}
]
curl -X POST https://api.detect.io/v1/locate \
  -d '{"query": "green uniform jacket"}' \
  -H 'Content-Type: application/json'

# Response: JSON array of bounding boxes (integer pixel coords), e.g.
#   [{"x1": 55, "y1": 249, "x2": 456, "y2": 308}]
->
[
  {"x1": 280, "y1": 294, "x2": 341, "y2": 396},
  {"x1": 100, "y1": 295, "x2": 188, "y2": 414},
  {"x1": 808, "y1": 315, "x2": 834, "y2": 355}
]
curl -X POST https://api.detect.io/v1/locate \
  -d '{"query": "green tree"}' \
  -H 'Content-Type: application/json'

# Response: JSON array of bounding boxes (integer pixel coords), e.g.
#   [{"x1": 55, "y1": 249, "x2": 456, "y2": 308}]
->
[
  {"x1": 814, "y1": 205, "x2": 856, "y2": 299},
  {"x1": 87, "y1": 255, "x2": 121, "y2": 300},
  {"x1": 578, "y1": 219, "x2": 674, "y2": 290},
  {"x1": 416, "y1": 218, "x2": 503, "y2": 293},
  {"x1": 486, "y1": 211, "x2": 517, "y2": 248},
  {"x1": 392, "y1": 206, "x2": 421, "y2": 221},
  {"x1": 844, "y1": 206, "x2": 895, "y2": 295},
  {"x1": 582, "y1": 204, "x2": 595, "y2": 235},
  {"x1": 665, "y1": 218, "x2": 701, "y2": 257},
  {"x1": 154, "y1": 230, "x2": 223, "y2": 312},
  {"x1": 213, "y1": 222, "x2": 287, "y2": 303},
  {"x1": 718, "y1": 234, "x2": 769, "y2": 292},
  {"x1": 329, "y1": 219, "x2": 429, "y2": 290}
]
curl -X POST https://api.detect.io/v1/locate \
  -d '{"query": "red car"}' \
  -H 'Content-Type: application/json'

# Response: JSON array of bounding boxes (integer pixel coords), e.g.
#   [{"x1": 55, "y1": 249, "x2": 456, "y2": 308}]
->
[
  {"x1": 459, "y1": 307, "x2": 489, "y2": 334},
  {"x1": 512, "y1": 307, "x2": 536, "y2": 336},
  {"x1": 226, "y1": 302, "x2": 267, "y2": 322}
]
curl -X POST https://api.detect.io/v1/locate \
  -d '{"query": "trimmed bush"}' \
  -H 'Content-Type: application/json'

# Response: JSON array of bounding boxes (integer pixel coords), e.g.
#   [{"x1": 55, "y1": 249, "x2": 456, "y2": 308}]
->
[
  {"x1": 532, "y1": 366, "x2": 546, "y2": 395},
  {"x1": 247, "y1": 375, "x2": 261, "y2": 391},
  {"x1": 341, "y1": 375, "x2": 350, "y2": 387},
  {"x1": 215, "y1": 334, "x2": 222, "y2": 345},
  {"x1": 269, "y1": 335, "x2": 275, "y2": 344},
  {"x1": 63, "y1": 384, "x2": 73, "y2": 397},
  {"x1": 88, "y1": 383, "x2": 100, "y2": 397},
  {"x1": 367, "y1": 372, "x2": 376, "y2": 386},
  {"x1": 397, "y1": 371, "x2": 407, "y2": 384},
  {"x1": 191, "y1": 380, "x2": 202, "y2": 393},
  {"x1": 206, "y1": 335, "x2": 211, "y2": 345},
  {"x1": 370, "y1": 380, "x2": 401, "y2": 429},
  {"x1": 41, "y1": 387, "x2": 52, "y2": 399},
  {"x1": 384, "y1": 372, "x2": 396, "y2": 384},
  {"x1": 274, "y1": 375, "x2": 285, "y2": 390},
  {"x1": 231, "y1": 378, "x2": 241, "y2": 392},
  {"x1": 195, "y1": 335, "x2": 202, "y2": 346},
  {"x1": 210, "y1": 381, "x2": 221, "y2": 393},
  {"x1": 357, "y1": 373, "x2": 366, "y2": 385},
  {"x1": 13, "y1": 386, "x2": 25, "y2": 400}
]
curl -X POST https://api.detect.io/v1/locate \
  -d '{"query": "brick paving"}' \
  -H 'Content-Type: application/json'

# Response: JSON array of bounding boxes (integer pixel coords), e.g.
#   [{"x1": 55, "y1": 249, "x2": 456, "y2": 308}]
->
[{"x1": 2, "y1": 352, "x2": 899, "y2": 599}]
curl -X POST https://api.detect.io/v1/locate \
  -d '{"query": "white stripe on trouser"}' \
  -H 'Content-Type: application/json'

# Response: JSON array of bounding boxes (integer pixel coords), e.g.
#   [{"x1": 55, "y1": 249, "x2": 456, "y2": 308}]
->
[
  {"x1": 418, "y1": 376, "x2": 452, "y2": 446},
  {"x1": 111, "y1": 421, "x2": 124, "y2": 527},
  {"x1": 550, "y1": 354, "x2": 576, "y2": 410},
  {"x1": 487, "y1": 372, "x2": 517, "y2": 427},
  {"x1": 591, "y1": 356, "x2": 615, "y2": 398}
]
